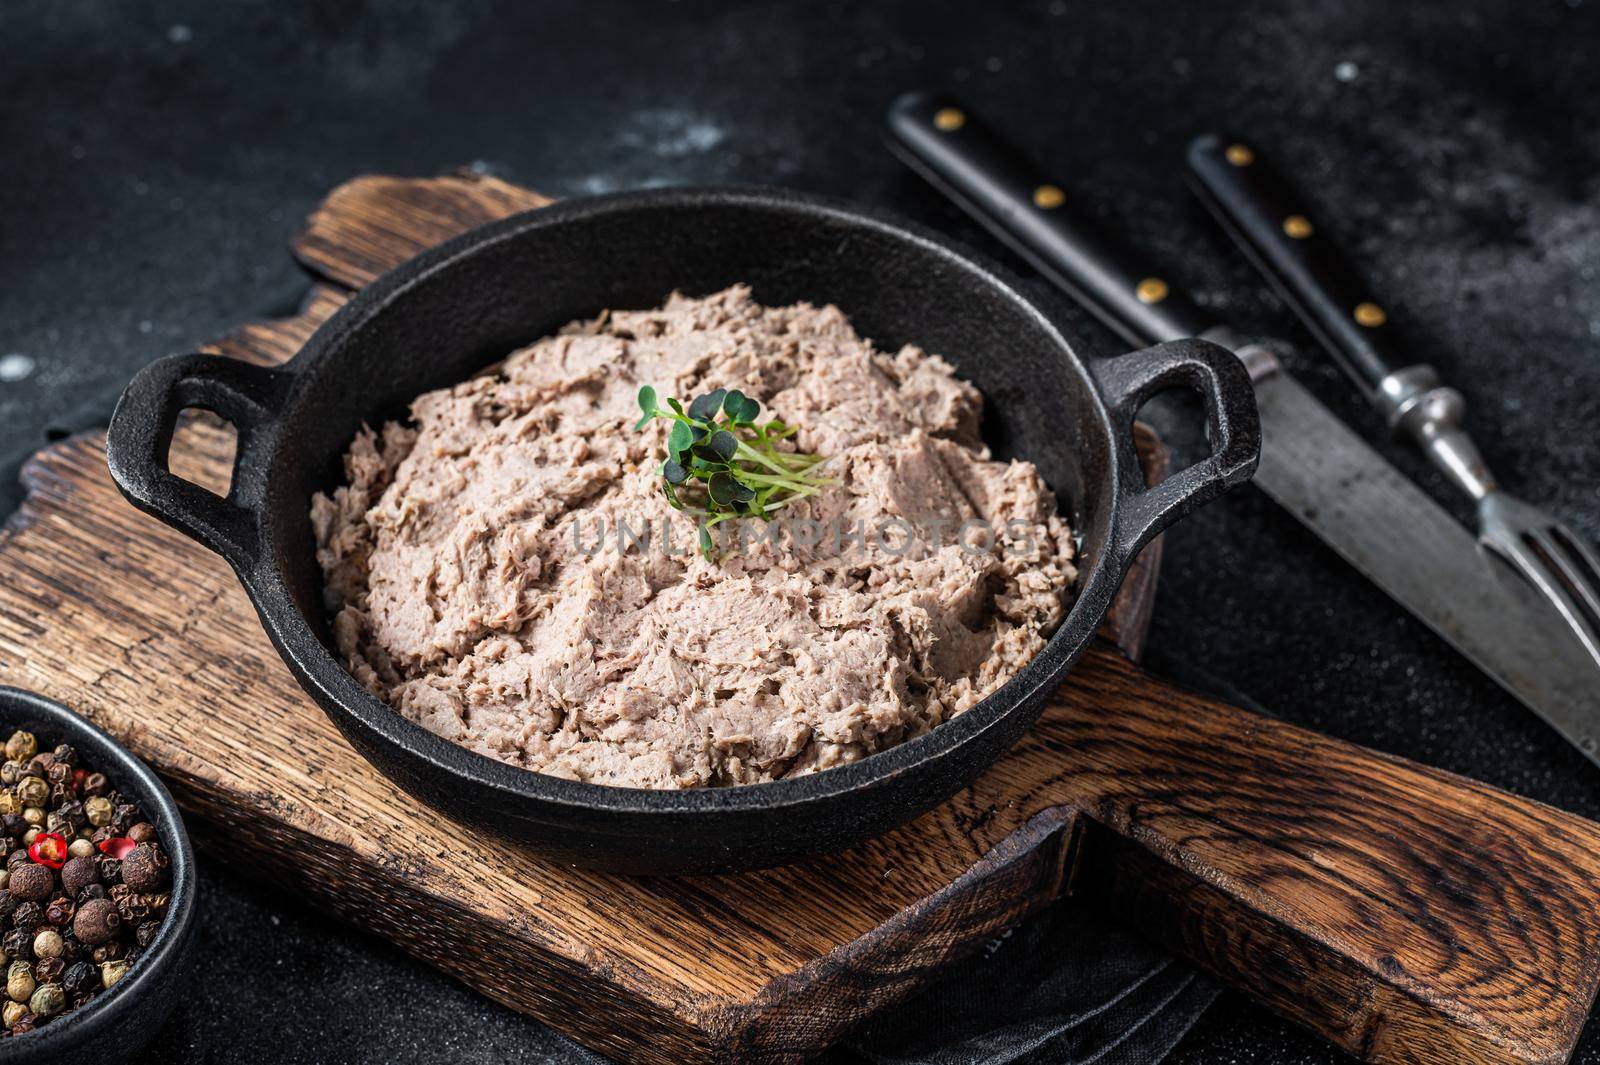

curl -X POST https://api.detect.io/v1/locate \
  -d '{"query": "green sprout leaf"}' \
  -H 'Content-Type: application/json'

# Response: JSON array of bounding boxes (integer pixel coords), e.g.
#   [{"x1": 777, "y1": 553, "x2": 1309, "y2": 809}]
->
[
  {"x1": 667, "y1": 420, "x2": 693, "y2": 457},
  {"x1": 707, "y1": 430, "x2": 738, "y2": 462},
  {"x1": 633, "y1": 384, "x2": 834, "y2": 562}
]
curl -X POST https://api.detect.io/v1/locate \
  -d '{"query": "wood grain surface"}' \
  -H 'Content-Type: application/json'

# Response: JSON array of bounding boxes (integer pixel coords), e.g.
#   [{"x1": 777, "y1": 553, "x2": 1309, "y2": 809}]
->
[{"x1": 0, "y1": 172, "x2": 1597, "y2": 1064}]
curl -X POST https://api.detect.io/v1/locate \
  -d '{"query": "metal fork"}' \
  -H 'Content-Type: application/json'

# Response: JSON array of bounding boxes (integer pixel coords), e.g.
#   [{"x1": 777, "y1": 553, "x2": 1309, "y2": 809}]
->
[
  {"x1": 1385, "y1": 368, "x2": 1600, "y2": 668},
  {"x1": 1185, "y1": 134, "x2": 1600, "y2": 670}
]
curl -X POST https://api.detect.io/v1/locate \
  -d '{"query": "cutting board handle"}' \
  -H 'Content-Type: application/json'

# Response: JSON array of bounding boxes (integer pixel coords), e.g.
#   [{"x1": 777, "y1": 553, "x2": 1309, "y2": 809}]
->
[{"x1": 1023, "y1": 650, "x2": 1600, "y2": 1065}]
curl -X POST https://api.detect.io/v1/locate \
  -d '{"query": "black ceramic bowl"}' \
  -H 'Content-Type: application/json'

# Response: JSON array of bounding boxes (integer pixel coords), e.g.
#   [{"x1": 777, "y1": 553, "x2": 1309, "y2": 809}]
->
[
  {"x1": 0, "y1": 688, "x2": 196, "y2": 1064},
  {"x1": 105, "y1": 186, "x2": 1258, "y2": 873}
]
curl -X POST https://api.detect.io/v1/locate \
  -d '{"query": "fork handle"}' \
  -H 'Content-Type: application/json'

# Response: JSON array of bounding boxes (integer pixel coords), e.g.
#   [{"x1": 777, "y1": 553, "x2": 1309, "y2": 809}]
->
[{"x1": 1185, "y1": 132, "x2": 1498, "y2": 500}]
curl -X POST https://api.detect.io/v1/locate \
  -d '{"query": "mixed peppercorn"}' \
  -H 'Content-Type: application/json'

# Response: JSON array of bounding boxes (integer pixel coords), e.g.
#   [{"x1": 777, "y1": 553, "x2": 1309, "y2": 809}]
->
[{"x1": 0, "y1": 730, "x2": 170, "y2": 1037}]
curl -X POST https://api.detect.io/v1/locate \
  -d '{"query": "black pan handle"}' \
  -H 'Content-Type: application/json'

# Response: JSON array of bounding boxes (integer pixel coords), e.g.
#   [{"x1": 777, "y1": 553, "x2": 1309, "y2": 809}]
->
[
  {"x1": 1092, "y1": 338, "x2": 1260, "y2": 562},
  {"x1": 1186, "y1": 133, "x2": 1408, "y2": 398},
  {"x1": 106, "y1": 353, "x2": 289, "y2": 574},
  {"x1": 887, "y1": 90, "x2": 1216, "y2": 348}
]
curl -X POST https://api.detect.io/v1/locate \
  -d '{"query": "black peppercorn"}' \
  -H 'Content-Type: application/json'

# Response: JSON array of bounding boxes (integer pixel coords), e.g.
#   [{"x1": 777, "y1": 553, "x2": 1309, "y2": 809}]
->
[
  {"x1": 134, "y1": 919, "x2": 159, "y2": 948},
  {"x1": 108, "y1": 885, "x2": 149, "y2": 925},
  {"x1": 33, "y1": 957, "x2": 62, "y2": 985},
  {"x1": 0, "y1": 891, "x2": 17, "y2": 919},
  {"x1": 61, "y1": 961, "x2": 94, "y2": 999},
  {"x1": 10, "y1": 1012, "x2": 35, "y2": 1035},
  {"x1": 45, "y1": 762, "x2": 70, "y2": 787},
  {"x1": 72, "y1": 898, "x2": 118, "y2": 946},
  {"x1": 89, "y1": 941, "x2": 121, "y2": 964},
  {"x1": 120, "y1": 844, "x2": 168, "y2": 893},
  {"x1": 50, "y1": 746, "x2": 75, "y2": 769},
  {"x1": 110, "y1": 804, "x2": 137, "y2": 834},
  {"x1": 93, "y1": 856, "x2": 119, "y2": 883},
  {"x1": 0, "y1": 928, "x2": 29, "y2": 961},
  {"x1": 8, "y1": 864, "x2": 52, "y2": 903},
  {"x1": 43, "y1": 896, "x2": 72, "y2": 927},
  {"x1": 56, "y1": 801, "x2": 85, "y2": 831},
  {"x1": 74, "y1": 884, "x2": 105, "y2": 904},
  {"x1": 80, "y1": 774, "x2": 107, "y2": 798},
  {"x1": 3, "y1": 848, "x2": 26, "y2": 871},
  {"x1": 9, "y1": 903, "x2": 41, "y2": 932},
  {"x1": 58, "y1": 929, "x2": 84, "y2": 962}
]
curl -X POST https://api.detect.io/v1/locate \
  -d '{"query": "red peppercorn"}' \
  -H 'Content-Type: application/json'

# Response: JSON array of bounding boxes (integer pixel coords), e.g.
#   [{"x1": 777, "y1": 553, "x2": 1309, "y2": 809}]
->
[
  {"x1": 27, "y1": 833, "x2": 67, "y2": 870},
  {"x1": 95, "y1": 837, "x2": 135, "y2": 861}
]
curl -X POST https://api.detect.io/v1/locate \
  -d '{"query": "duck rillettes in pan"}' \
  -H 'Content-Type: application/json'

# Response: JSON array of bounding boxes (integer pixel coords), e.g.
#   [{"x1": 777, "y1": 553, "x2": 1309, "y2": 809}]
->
[{"x1": 105, "y1": 187, "x2": 1258, "y2": 872}]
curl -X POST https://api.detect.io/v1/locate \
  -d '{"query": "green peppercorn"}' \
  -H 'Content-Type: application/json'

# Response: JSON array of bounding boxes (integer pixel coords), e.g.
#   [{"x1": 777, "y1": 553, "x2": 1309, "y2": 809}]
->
[
  {"x1": 0, "y1": 765, "x2": 17, "y2": 788},
  {"x1": 8, "y1": 864, "x2": 51, "y2": 903},
  {"x1": 28, "y1": 983, "x2": 62, "y2": 1017},
  {"x1": 3, "y1": 734, "x2": 35, "y2": 763},
  {"x1": 72, "y1": 899, "x2": 119, "y2": 946},
  {"x1": 83, "y1": 797, "x2": 112, "y2": 828},
  {"x1": 0, "y1": 869, "x2": 9, "y2": 891},
  {"x1": 0, "y1": 999, "x2": 23, "y2": 1027},
  {"x1": 0, "y1": 793, "x2": 18, "y2": 818},
  {"x1": 21, "y1": 811, "x2": 43, "y2": 830},
  {"x1": 65, "y1": 839, "x2": 92, "y2": 861},
  {"x1": 6, "y1": 961, "x2": 33, "y2": 1003},
  {"x1": 98, "y1": 959, "x2": 128, "y2": 989},
  {"x1": 14, "y1": 778, "x2": 46, "y2": 809}
]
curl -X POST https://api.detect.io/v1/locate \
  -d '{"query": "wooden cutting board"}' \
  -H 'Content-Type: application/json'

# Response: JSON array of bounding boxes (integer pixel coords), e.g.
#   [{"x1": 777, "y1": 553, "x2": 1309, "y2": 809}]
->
[{"x1": 2, "y1": 173, "x2": 1600, "y2": 1065}]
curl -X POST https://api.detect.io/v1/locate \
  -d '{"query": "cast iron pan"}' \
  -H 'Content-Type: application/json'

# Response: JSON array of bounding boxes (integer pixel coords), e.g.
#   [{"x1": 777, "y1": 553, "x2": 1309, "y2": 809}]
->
[{"x1": 104, "y1": 187, "x2": 1258, "y2": 874}]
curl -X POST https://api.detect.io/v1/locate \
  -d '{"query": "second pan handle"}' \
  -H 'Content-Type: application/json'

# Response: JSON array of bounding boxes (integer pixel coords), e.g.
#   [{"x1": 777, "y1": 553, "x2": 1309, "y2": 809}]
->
[{"x1": 887, "y1": 91, "x2": 1216, "y2": 349}]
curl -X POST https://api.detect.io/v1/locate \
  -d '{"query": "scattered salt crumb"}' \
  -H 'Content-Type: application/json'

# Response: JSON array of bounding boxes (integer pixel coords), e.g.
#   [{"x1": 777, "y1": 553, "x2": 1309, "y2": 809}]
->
[
  {"x1": 985, "y1": 56, "x2": 1003, "y2": 73},
  {"x1": 167, "y1": 24, "x2": 192, "y2": 43},
  {"x1": 0, "y1": 355, "x2": 36, "y2": 383},
  {"x1": 1335, "y1": 61, "x2": 1360, "y2": 82}
]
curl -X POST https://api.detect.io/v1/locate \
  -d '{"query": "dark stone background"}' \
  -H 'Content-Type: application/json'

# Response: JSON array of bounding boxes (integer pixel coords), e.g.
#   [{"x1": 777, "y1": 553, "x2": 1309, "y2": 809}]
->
[{"x1": 5, "y1": 1, "x2": 1600, "y2": 1061}]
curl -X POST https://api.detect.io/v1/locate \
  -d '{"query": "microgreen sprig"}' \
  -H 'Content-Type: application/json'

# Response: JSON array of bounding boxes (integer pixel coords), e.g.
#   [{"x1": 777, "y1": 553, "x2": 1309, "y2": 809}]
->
[{"x1": 634, "y1": 385, "x2": 831, "y2": 559}]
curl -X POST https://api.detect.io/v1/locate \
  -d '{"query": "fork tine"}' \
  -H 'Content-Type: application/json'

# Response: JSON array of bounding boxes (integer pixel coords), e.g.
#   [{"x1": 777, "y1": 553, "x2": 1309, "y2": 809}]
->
[
  {"x1": 1508, "y1": 531, "x2": 1600, "y2": 666},
  {"x1": 1547, "y1": 524, "x2": 1600, "y2": 622}
]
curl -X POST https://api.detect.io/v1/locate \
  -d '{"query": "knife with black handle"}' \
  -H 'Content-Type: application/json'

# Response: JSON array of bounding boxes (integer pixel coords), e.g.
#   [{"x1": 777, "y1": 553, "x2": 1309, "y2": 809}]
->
[
  {"x1": 1187, "y1": 133, "x2": 1600, "y2": 669},
  {"x1": 886, "y1": 91, "x2": 1213, "y2": 349},
  {"x1": 886, "y1": 89, "x2": 1600, "y2": 765}
]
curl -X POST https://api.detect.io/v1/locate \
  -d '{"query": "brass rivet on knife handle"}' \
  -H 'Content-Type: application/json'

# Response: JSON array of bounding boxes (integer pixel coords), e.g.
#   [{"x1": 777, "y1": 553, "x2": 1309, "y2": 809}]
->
[
  {"x1": 1225, "y1": 143, "x2": 1255, "y2": 166},
  {"x1": 1353, "y1": 301, "x2": 1387, "y2": 327},
  {"x1": 1136, "y1": 277, "x2": 1169, "y2": 304},
  {"x1": 1282, "y1": 214, "x2": 1314, "y2": 239},
  {"x1": 933, "y1": 107, "x2": 966, "y2": 131},
  {"x1": 1032, "y1": 184, "x2": 1065, "y2": 209}
]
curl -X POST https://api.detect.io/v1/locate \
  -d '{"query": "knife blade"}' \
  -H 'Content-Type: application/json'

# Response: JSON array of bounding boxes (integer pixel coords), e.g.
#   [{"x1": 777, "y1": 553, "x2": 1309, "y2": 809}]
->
[{"x1": 885, "y1": 91, "x2": 1600, "y2": 764}]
